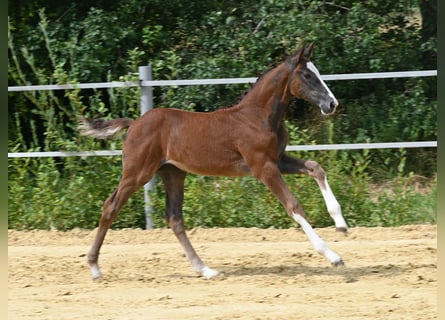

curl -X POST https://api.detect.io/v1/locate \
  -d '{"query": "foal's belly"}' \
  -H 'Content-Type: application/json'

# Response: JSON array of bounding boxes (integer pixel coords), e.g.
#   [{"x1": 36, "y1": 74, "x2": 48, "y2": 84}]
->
[{"x1": 164, "y1": 159, "x2": 251, "y2": 177}]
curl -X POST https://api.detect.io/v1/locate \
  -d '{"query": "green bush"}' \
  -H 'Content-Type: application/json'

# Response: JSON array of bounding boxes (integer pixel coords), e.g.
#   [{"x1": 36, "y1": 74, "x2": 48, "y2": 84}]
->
[
  {"x1": 8, "y1": 1, "x2": 436, "y2": 230},
  {"x1": 8, "y1": 119, "x2": 437, "y2": 230}
]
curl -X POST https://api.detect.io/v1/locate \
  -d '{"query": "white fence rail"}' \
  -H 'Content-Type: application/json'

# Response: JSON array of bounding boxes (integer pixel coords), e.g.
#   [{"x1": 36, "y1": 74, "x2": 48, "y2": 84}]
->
[
  {"x1": 8, "y1": 70, "x2": 437, "y2": 92},
  {"x1": 7, "y1": 141, "x2": 438, "y2": 159}
]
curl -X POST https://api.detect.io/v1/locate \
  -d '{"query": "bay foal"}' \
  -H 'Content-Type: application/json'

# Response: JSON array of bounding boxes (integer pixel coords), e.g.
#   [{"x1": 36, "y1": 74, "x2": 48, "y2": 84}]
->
[{"x1": 79, "y1": 44, "x2": 348, "y2": 279}]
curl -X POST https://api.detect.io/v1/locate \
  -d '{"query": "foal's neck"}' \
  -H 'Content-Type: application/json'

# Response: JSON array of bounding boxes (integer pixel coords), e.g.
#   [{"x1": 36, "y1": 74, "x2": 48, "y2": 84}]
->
[{"x1": 239, "y1": 63, "x2": 291, "y2": 130}]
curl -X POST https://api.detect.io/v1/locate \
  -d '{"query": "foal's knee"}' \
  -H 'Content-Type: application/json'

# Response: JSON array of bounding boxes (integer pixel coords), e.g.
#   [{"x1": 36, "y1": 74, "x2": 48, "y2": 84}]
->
[
  {"x1": 167, "y1": 215, "x2": 186, "y2": 235},
  {"x1": 100, "y1": 207, "x2": 117, "y2": 226},
  {"x1": 305, "y1": 160, "x2": 326, "y2": 180},
  {"x1": 100, "y1": 190, "x2": 121, "y2": 225},
  {"x1": 286, "y1": 202, "x2": 308, "y2": 221}
]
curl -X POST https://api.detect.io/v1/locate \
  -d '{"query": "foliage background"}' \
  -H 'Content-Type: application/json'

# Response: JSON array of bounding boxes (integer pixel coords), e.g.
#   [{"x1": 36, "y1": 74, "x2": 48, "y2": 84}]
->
[{"x1": 8, "y1": 0, "x2": 437, "y2": 230}]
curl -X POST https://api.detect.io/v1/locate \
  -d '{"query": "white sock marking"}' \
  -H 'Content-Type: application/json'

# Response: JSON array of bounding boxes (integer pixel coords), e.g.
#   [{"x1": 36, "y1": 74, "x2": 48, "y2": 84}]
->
[
  {"x1": 90, "y1": 264, "x2": 102, "y2": 279},
  {"x1": 200, "y1": 266, "x2": 219, "y2": 279},
  {"x1": 320, "y1": 177, "x2": 348, "y2": 230},
  {"x1": 292, "y1": 213, "x2": 342, "y2": 264}
]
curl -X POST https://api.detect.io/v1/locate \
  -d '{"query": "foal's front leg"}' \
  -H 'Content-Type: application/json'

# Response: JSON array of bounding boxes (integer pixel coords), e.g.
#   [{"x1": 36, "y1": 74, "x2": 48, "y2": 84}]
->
[
  {"x1": 253, "y1": 160, "x2": 344, "y2": 266},
  {"x1": 278, "y1": 154, "x2": 348, "y2": 233}
]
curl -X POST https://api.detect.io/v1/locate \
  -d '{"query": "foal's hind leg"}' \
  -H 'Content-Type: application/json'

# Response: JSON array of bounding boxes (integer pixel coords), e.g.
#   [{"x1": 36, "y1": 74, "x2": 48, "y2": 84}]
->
[
  {"x1": 87, "y1": 162, "x2": 158, "y2": 279},
  {"x1": 158, "y1": 164, "x2": 219, "y2": 279},
  {"x1": 278, "y1": 154, "x2": 348, "y2": 233}
]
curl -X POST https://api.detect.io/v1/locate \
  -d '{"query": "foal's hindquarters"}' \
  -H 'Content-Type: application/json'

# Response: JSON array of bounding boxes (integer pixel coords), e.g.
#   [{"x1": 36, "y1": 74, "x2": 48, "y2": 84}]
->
[{"x1": 86, "y1": 111, "x2": 225, "y2": 279}]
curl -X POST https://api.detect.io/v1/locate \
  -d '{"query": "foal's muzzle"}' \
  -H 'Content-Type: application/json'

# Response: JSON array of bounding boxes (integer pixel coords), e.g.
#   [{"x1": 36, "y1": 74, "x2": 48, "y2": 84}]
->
[{"x1": 320, "y1": 99, "x2": 339, "y2": 115}]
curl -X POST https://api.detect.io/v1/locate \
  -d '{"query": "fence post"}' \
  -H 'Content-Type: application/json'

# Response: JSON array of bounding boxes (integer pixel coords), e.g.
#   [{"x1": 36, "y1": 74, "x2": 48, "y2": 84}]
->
[{"x1": 139, "y1": 66, "x2": 155, "y2": 229}]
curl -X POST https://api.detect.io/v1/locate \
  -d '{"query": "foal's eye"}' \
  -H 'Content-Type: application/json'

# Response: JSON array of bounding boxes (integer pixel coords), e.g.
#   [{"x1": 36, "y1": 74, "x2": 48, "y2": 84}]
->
[{"x1": 303, "y1": 72, "x2": 312, "y2": 79}]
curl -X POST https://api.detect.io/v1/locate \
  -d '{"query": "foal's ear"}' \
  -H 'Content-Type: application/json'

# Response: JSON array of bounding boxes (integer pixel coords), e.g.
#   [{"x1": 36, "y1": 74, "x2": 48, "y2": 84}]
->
[
  {"x1": 291, "y1": 45, "x2": 306, "y2": 66},
  {"x1": 293, "y1": 43, "x2": 314, "y2": 65},
  {"x1": 305, "y1": 43, "x2": 315, "y2": 59}
]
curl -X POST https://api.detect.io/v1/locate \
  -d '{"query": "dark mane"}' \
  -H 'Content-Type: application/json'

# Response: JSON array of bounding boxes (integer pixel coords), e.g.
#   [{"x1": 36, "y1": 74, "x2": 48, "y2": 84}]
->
[
  {"x1": 217, "y1": 63, "x2": 281, "y2": 111},
  {"x1": 218, "y1": 66, "x2": 281, "y2": 111},
  {"x1": 217, "y1": 47, "x2": 306, "y2": 112},
  {"x1": 248, "y1": 63, "x2": 279, "y2": 90},
  {"x1": 237, "y1": 47, "x2": 305, "y2": 101}
]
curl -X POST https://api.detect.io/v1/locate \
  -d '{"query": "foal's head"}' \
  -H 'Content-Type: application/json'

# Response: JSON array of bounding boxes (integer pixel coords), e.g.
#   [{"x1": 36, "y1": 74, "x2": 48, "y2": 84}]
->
[{"x1": 287, "y1": 44, "x2": 339, "y2": 115}]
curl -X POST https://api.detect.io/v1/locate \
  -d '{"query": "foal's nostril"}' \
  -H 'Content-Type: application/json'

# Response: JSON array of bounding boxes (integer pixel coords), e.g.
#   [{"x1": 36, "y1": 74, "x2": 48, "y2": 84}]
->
[{"x1": 330, "y1": 101, "x2": 337, "y2": 111}]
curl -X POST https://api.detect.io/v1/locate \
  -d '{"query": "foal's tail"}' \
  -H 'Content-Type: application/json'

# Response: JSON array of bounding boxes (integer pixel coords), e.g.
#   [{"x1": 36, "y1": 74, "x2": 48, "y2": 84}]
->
[{"x1": 78, "y1": 116, "x2": 133, "y2": 139}]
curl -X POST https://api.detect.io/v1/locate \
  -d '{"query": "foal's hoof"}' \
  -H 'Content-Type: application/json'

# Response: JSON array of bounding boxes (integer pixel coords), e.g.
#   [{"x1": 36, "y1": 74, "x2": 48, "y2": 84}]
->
[
  {"x1": 335, "y1": 227, "x2": 348, "y2": 235},
  {"x1": 200, "y1": 267, "x2": 220, "y2": 280},
  {"x1": 91, "y1": 273, "x2": 102, "y2": 281},
  {"x1": 332, "y1": 259, "x2": 345, "y2": 267},
  {"x1": 89, "y1": 264, "x2": 102, "y2": 280}
]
